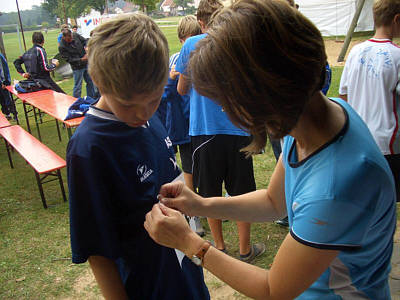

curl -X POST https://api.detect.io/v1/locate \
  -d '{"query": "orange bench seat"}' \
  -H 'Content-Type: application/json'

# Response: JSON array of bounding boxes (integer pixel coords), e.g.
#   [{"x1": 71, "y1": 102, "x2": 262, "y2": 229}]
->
[
  {"x1": 0, "y1": 125, "x2": 67, "y2": 208},
  {"x1": 0, "y1": 112, "x2": 11, "y2": 128}
]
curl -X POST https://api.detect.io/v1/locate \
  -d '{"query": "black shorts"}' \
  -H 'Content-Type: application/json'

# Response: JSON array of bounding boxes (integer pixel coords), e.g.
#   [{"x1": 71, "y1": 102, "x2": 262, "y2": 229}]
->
[
  {"x1": 385, "y1": 154, "x2": 400, "y2": 202},
  {"x1": 177, "y1": 142, "x2": 192, "y2": 174},
  {"x1": 191, "y1": 135, "x2": 256, "y2": 197}
]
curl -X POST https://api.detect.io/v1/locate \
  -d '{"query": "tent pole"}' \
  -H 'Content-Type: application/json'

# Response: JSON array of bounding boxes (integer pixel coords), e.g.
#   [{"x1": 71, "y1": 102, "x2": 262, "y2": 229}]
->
[
  {"x1": 15, "y1": 0, "x2": 27, "y2": 51},
  {"x1": 337, "y1": 0, "x2": 366, "y2": 62}
]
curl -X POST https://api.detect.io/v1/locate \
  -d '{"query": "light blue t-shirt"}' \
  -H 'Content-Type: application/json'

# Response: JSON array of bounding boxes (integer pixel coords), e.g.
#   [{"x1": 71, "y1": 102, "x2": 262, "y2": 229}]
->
[
  {"x1": 175, "y1": 34, "x2": 248, "y2": 137},
  {"x1": 283, "y1": 98, "x2": 396, "y2": 299}
]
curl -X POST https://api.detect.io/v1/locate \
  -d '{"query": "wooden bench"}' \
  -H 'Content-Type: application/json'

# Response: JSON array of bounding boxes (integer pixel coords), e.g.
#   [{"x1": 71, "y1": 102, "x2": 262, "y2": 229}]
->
[
  {"x1": 0, "y1": 111, "x2": 11, "y2": 128},
  {"x1": 0, "y1": 125, "x2": 67, "y2": 208},
  {"x1": 6, "y1": 86, "x2": 83, "y2": 141}
]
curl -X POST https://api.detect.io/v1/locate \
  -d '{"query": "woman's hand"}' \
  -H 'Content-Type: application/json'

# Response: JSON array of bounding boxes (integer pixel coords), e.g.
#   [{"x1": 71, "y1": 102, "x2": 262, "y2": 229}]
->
[
  {"x1": 158, "y1": 181, "x2": 204, "y2": 216},
  {"x1": 144, "y1": 203, "x2": 204, "y2": 256}
]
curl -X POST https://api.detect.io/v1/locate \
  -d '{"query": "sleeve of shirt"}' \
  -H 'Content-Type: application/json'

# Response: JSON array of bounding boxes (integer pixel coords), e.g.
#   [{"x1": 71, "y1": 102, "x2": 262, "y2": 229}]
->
[
  {"x1": 67, "y1": 148, "x2": 121, "y2": 264},
  {"x1": 0, "y1": 54, "x2": 11, "y2": 85},
  {"x1": 175, "y1": 40, "x2": 192, "y2": 76},
  {"x1": 37, "y1": 48, "x2": 56, "y2": 72},
  {"x1": 339, "y1": 50, "x2": 355, "y2": 95},
  {"x1": 163, "y1": 77, "x2": 178, "y2": 101},
  {"x1": 290, "y1": 198, "x2": 369, "y2": 251},
  {"x1": 13, "y1": 56, "x2": 25, "y2": 75},
  {"x1": 290, "y1": 160, "x2": 381, "y2": 251}
]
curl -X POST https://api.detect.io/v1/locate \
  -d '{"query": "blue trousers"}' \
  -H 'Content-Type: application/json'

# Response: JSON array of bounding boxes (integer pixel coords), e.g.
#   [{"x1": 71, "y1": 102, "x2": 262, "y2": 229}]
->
[{"x1": 73, "y1": 67, "x2": 96, "y2": 99}]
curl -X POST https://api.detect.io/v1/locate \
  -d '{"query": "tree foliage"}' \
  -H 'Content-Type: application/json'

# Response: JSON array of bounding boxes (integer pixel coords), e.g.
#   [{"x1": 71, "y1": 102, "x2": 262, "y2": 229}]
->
[
  {"x1": 42, "y1": 0, "x2": 116, "y2": 23},
  {"x1": 128, "y1": 0, "x2": 159, "y2": 12},
  {"x1": 0, "y1": 5, "x2": 56, "y2": 27},
  {"x1": 173, "y1": 0, "x2": 194, "y2": 12}
]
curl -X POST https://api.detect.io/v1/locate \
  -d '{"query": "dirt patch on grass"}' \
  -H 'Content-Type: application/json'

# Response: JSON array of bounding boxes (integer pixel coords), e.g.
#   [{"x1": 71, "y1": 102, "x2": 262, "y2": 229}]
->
[
  {"x1": 324, "y1": 39, "x2": 365, "y2": 67},
  {"x1": 61, "y1": 268, "x2": 101, "y2": 300}
]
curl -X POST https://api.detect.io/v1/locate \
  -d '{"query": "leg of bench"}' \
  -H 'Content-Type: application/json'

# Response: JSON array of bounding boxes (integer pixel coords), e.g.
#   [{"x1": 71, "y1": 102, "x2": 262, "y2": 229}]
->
[
  {"x1": 3, "y1": 139, "x2": 14, "y2": 169},
  {"x1": 57, "y1": 169, "x2": 67, "y2": 203},
  {"x1": 55, "y1": 120, "x2": 62, "y2": 142},
  {"x1": 34, "y1": 171, "x2": 47, "y2": 209},
  {"x1": 32, "y1": 107, "x2": 42, "y2": 142},
  {"x1": 38, "y1": 110, "x2": 43, "y2": 124},
  {"x1": 23, "y1": 102, "x2": 32, "y2": 133},
  {"x1": 67, "y1": 127, "x2": 73, "y2": 139},
  {"x1": 10, "y1": 94, "x2": 19, "y2": 124}
]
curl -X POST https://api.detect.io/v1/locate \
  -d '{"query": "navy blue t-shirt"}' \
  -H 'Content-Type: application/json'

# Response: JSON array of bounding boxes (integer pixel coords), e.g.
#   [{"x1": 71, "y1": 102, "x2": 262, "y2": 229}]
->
[{"x1": 67, "y1": 105, "x2": 210, "y2": 299}]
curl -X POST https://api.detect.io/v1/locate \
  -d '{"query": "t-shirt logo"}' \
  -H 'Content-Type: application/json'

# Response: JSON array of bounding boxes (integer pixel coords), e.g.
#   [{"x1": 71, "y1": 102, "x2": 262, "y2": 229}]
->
[
  {"x1": 169, "y1": 157, "x2": 178, "y2": 170},
  {"x1": 165, "y1": 137, "x2": 172, "y2": 148},
  {"x1": 137, "y1": 164, "x2": 153, "y2": 182},
  {"x1": 292, "y1": 201, "x2": 299, "y2": 212}
]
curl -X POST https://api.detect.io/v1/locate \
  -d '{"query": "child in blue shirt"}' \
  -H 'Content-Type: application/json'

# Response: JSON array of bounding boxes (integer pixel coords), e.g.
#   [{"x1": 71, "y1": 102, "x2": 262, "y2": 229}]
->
[
  {"x1": 159, "y1": 15, "x2": 205, "y2": 236},
  {"x1": 67, "y1": 14, "x2": 209, "y2": 299},
  {"x1": 159, "y1": 15, "x2": 201, "y2": 190}
]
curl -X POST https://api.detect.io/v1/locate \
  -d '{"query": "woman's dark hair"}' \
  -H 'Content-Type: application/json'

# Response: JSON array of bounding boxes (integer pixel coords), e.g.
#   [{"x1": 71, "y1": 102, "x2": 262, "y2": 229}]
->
[
  {"x1": 189, "y1": 0, "x2": 327, "y2": 154},
  {"x1": 32, "y1": 32, "x2": 44, "y2": 45}
]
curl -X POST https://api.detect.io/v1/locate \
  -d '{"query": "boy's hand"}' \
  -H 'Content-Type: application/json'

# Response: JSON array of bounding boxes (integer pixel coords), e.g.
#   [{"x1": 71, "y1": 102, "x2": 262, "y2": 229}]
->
[
  {"x1": 1, "y1": 84, "x2": 6, "y2": 89},
  {"x1": 157, "y1": 181, "x2": 203, "y2": 216},
  {"x1": 51, "y1": 58, "x2": 60, "y2": 67},
  {"x1": 144, "y1": 203, "x2": 204, "y2": 257},
  {"x1": 169, "y1": 65, "x2": 180, "y2": 80},
  {"x1": 22, "y1": 73, "x2": 30, "y2": 79}
]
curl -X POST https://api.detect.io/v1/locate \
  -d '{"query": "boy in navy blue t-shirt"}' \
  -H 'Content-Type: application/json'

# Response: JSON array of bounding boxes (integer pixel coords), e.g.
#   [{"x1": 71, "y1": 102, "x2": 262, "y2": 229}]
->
[{"x1": 66, "y1": 14, "x2": 209, "y2": 299}]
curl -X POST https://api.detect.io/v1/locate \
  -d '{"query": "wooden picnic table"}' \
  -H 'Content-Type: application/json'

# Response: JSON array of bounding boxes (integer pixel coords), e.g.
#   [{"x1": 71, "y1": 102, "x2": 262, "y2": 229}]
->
[{"x1": 6, "y1": 86, "x2": 84, "y2": 141}]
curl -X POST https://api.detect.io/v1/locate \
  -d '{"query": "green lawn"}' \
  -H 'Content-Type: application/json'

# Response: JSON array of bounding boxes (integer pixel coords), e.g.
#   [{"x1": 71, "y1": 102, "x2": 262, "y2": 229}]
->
[{"x1": 0, "y1": 24, "x2": 388, "y2": 299}]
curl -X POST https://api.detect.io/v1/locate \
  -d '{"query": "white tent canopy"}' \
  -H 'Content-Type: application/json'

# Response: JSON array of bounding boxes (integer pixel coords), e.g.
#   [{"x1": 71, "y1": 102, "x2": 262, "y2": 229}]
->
[{"x1": 296, "y1": 0, "x2": 374, "y2": 36}]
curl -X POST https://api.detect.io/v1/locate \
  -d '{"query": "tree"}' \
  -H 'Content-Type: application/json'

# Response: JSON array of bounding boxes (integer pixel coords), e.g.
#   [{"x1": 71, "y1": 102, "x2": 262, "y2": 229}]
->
[
  {"x1": 128, "y1": 0, "x2": 159, "y2": 13},
  {"x1": 43, "y1": 0, "x2": 116, "y2": 22},
  {"x1": 173, "y1": 0, "x2": 193, "y2": 13}
]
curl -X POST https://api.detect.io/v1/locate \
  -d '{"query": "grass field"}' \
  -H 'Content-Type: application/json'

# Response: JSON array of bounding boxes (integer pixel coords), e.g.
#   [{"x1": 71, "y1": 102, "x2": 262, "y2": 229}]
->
[{"x1": 0, "y1": 23, "x2": 393, "y2": 299}]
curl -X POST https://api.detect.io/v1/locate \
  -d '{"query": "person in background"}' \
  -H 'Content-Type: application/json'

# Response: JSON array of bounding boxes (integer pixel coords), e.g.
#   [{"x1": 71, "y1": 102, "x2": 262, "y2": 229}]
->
[
  {"x1": 0, "y1": 53, "x2": 14, "y2": 120},
  {"x1": 57, "y1": 24, "x2": 69, "y2": 45},
  {"x1": 59, "y1": 29, "x2": 96, "y2": 99},
  {"x1": 14, "y1": 32, "x2": 65, "y2": 93},
  {"x1": 158, "y1": 15, "x2": 204, "y2": 236},
  {"x1": 339, "y1": 0, "x2": 400, "y2": 202},
  {"x1": 72, "y1": 25, "x2": 78, "y2": 33}
]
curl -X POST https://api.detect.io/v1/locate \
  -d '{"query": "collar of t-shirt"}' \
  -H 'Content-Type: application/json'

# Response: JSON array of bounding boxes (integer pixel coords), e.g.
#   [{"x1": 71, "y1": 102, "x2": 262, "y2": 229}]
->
[{"x1": 87, "y1": 105, "x2": 150, "y2": 128}]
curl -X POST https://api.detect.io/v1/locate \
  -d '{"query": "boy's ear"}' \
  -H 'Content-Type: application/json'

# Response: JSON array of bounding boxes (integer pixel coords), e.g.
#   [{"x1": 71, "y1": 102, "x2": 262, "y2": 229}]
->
[
  {"x1": 393, "y1": 13, "x2": 400, "y2": 37},
  {"x1": 394, "y1": 14, "x2": 400, "y2": 24}
]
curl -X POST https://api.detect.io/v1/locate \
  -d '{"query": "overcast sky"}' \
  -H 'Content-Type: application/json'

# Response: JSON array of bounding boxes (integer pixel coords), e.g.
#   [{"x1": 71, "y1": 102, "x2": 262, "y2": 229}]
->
[{"x1": 2, "y1": 0, "x2": 44, "y2": 13}]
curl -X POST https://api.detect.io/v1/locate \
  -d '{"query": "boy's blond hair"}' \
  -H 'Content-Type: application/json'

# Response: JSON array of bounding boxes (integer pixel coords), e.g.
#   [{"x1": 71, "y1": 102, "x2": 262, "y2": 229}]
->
[
  {"x1": 373, "y1": 0, "x2": 400, "y2": 27},
  {"x1": 178, "y1": 15, "x2": 202, "y2": 40},
  {"x1": 196, "y1": 0, "x2": 223, "y2": 27},
  {"x1": 88, "y1": 13, "x2": 169, "y2": 102}
]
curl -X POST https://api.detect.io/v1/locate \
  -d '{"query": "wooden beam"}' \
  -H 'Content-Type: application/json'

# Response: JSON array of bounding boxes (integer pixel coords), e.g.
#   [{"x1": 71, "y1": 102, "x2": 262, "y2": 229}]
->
[{"x1": 337, "y1": 0, "x2": 366, "y2": 62}]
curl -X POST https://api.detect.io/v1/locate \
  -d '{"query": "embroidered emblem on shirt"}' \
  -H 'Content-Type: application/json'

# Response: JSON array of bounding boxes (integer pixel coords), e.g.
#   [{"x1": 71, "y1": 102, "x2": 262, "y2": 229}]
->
[
  {"x1": 311, "y1": 218, "x2": 328, "y2": 226},
  {"x1": 292, "y1": 201, "x2": 299, "y2": 212},
  {"x1": 169, "y1": 157, "x2": 178, "y2": 170},
  {"x1": 165, "y1": 137, "x2": 172, "y2": 148},
  {"x1": 137, "y1": 164, "x2": 153, "y2": 182}
]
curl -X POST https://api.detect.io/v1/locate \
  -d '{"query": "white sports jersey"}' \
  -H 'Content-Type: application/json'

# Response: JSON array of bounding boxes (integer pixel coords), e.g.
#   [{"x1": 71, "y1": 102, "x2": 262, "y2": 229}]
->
[{"x1": 339, "y1": 38, "x2": 400, "y2": 155}]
